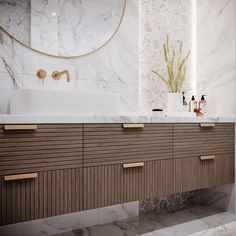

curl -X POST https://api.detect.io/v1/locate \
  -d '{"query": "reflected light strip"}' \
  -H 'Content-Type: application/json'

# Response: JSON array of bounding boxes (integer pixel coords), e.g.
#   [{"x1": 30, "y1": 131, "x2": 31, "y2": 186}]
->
[{"x1": 191, "y1": 0, "x2": 197, "y2": 95}]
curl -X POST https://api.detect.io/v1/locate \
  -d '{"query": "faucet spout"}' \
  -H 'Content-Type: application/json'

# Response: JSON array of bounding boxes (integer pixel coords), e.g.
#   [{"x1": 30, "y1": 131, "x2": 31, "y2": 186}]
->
[{"x1": 52, "y1": 70, "x2": 70, "y2": 82}]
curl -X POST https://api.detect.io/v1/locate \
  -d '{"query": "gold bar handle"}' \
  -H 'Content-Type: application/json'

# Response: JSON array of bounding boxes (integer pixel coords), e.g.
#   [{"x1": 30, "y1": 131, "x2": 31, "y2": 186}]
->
[
  {"x1": 199, "y1": 123, "x2": 215, "y2": 128},
  {"x1": 123, "y1": 162, "x2": 144, "y2": 168},
  {"x1": 4, "y1": 125, "x2": 38, "y2": 130},
  {"x1": 200, "y1": 155, "x2": 215, "y2": 161},
  {"x1": 122, "y1": 124, "x2": 144, "y2": 129},
  {"x1": 4, "y1": 173, "x2": 38, "y2": 181}
]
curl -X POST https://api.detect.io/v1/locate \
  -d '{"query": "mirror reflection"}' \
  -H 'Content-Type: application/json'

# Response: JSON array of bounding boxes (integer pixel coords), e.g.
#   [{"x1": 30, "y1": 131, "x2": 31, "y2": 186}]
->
[{"x1": 0, "y1": 0, "x2": 125, "y2": 57}]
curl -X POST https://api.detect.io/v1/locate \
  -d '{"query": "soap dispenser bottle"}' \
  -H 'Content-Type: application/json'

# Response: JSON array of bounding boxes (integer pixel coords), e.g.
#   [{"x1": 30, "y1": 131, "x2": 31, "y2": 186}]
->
[
  {"x1": 199, "y1": 95, "x2": 207, "y2": 116},
  {"x1": 189, "y1": 95, "x2": 197, "y2": 112}
]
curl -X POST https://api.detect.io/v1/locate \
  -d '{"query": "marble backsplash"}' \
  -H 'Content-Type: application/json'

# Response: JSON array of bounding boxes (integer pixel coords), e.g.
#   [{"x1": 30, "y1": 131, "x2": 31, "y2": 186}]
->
[{"x1": 0, "y1": 0, "x2": 138, "y2": 115}]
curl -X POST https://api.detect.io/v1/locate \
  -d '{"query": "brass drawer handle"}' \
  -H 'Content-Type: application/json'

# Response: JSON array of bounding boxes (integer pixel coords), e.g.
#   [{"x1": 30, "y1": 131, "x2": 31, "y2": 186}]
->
[
  {"x1": 200, "y1": 155, "x2": 215, "y2": 161},
  {"x1": 122, "y1": 124, "x2": 144, "y2": 129},
  {"x1": 4, "y1": 173, "x2": 38, "y2": 181},
  {"x1": 4, "y1": 125, "x2": 38, "y2": 130},
  {"x1": 199, "y1": 123, "x2": 215, "y2": 128},
  {"x1": 123, "y1": 162, "x2": 144, "y2": 168}
]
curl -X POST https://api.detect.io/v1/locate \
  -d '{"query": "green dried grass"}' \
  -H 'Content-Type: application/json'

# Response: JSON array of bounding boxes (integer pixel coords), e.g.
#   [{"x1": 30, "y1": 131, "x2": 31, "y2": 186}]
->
[{"x1": 152, "y1": 35, "x2": 190, "y2": 93}]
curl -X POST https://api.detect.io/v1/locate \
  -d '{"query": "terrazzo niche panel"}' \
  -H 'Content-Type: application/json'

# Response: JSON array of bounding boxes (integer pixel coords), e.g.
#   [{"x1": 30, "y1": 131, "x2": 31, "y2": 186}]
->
[
  {"x1": 139, "y1": 0, "x2": 192, "y2": 114},
  {"x1": 0, "y1": 0, "x2": 139, "y2": 114}
]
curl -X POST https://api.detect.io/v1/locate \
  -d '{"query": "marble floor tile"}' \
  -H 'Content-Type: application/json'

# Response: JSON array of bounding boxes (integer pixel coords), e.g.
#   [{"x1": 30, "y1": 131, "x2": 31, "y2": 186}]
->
[
  {"x1": 51, "y1": 204, "x2": 236, "y2": 236},
  {"x1": 0, "y1": 222, "x2": 22, "y2": 236}
]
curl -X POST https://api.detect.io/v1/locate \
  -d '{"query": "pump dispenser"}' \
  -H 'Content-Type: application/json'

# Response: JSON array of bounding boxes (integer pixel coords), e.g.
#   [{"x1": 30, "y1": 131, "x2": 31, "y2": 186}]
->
[
  {"x1": 189, "y1": 95, "x2": 197, "y2": 112},
  {"x1": 199, "y1": 95, "x2": 207, "y2": 116}
]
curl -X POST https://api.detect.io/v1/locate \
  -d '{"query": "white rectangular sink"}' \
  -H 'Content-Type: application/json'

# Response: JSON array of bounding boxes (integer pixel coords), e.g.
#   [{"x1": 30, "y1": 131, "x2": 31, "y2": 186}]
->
[{"x1": 10, "y1": 89, "x2": 120, "y2": 116}]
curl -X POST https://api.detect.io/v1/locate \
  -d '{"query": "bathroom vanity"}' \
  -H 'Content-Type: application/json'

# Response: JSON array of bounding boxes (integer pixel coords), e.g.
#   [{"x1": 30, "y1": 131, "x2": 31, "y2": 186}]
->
[{"x1": 0, "y1": 116, "x2": 235, "y2": 226}]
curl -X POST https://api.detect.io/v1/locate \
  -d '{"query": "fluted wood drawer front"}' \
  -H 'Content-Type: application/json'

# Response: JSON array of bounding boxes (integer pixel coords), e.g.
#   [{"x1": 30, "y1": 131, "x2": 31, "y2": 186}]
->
[
  {"x1": 174, "y1": 123, "x2": 235, "y2": 159},
  {"x1": 83, "y1": 159, "x2": 174, "y2": 210},
  {"x1": 0, "y1": 168, "x2": 83, "y2": 226},
  {"x1": 83, "y1": 124, "x2": 173, "y2": 167},
  {"x1": 0, "y1": 125, "x2": 83, "y2": 175},
  {"x1": 174, "y1": 154, "x2": 234, "y2": 194}
]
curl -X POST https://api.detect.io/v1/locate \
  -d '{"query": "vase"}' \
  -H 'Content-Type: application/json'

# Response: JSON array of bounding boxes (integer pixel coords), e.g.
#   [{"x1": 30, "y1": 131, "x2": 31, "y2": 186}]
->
[{"x1": 167, "y1": 93, "x2": 183, "y2": 113}]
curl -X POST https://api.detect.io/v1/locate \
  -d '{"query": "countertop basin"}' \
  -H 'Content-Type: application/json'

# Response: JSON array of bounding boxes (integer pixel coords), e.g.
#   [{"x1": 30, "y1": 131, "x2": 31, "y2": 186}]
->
[{"x1": 10, "y1": 89, "x2": 120, "y2": 116}]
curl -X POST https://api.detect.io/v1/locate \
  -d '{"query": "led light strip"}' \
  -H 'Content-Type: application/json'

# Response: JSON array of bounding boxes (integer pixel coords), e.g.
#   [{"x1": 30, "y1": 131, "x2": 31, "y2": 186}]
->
[{"x1": 191, "y1": 0, "x2": 197, "y2": 96}]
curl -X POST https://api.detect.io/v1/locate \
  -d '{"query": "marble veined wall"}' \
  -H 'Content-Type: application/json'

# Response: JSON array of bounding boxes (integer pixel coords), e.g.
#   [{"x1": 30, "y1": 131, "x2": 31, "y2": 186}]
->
[
  {"x1": 0, "y1": 0, "x2": 138, "y2": 114},
  {"x1": 197, "y1": 0, "x2": 236, "y2": 117}
]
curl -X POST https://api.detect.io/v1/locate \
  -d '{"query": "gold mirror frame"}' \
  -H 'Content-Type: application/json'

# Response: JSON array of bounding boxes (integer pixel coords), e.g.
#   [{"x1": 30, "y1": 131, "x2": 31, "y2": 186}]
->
[{"x1": 0, "y1": 0, "x2": 127, "y2": 59}]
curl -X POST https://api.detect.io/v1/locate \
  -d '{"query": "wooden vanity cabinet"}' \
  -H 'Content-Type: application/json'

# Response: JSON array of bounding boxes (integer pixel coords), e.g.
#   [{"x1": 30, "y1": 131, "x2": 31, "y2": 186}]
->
[
  {"x1": 173, "y1": 123, "x2": 235, "y2": 159},
  {"x1": 83, "y1": 159, "x2": 174, "y2": 210},
  {"x1": 174, "y1": 154, "x2": 234, "y2": 193},
  {"x1": 83, "y1": 124, "x2": 174, "y2": 210},
  {"x1": 0, "y1": 168, "x2": 83, "y2": 226},
  {"x1": 0, "y1": 124, "x2": 83, "y2": 225},
  {"x1": 0, "y1": 125, "x2": 83, "y2": 175},
  {"x1": 83, "y1": 124, "x2": 173, "y2": 167},
  {"x1": 173, "y1": 123, "x2": 235, "y2": 193},
  {"x1": 0, "y1": 122, "x2": 234, "y2": 226}
]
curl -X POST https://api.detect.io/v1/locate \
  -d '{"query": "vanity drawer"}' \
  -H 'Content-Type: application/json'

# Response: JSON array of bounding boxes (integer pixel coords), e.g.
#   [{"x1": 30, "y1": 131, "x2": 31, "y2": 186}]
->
[
  {"x1": 83, "y1": 159, "x2": 173, "y2": 210},
  {"x1": 174, "y1": 153, "x2": 234, "y2": 193},
  {"x1": 174, "y1": 123, "x2": 235, "y2": 159},
  {"x1": 83, "y1": 124, "x2": 173, "y2": 167},
  {"x1": 0, "y1": 168, "x2": 83, "y2": 226},
  {"x1": 0, "y1": 125, "x2": 83, "y2": 175}
]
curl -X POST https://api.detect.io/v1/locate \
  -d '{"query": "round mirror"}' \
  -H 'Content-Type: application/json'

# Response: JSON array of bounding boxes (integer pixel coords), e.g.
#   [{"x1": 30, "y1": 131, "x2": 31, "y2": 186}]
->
[{"x1": 0, "y1": 0, "x2": 126, "y2": 58}]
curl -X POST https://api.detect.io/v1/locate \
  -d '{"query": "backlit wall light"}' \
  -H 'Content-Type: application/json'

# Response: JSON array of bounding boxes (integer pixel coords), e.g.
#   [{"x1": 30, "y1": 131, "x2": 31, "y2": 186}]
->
[{"x1": 191, "y1": 0, "x2": 197, "y2": 96}]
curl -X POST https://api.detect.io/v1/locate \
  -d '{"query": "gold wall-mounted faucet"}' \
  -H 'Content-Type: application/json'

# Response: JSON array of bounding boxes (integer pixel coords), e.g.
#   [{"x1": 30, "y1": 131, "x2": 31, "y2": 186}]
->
[{"x1": 52, "y1": 70, "x2": 70, "y2": 82}]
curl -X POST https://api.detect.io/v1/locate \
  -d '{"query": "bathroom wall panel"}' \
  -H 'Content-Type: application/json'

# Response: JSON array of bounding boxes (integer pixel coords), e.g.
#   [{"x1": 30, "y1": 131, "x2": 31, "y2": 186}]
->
[
  {"x1": 0, "y1": 125, "x2": 83, "y2": 175},
  {"x1": 0, "y1": 168, "x2": 83, "y2": 226},
  {"x1": 83, "y1": 159, "x2": 174, "y2": 210},
  {"x1": 83, "y1": 124, "x2": 173, "y2": 167},
  {"x1": 174, "y1": 123, "x2": 235, "y2": 159}
]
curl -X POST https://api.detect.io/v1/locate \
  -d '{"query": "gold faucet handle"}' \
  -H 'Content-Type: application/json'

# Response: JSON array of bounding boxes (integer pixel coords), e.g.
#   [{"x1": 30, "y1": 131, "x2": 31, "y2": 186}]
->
[{"x1": 37, "y1": 69, "x2": 47, "y2": 81}]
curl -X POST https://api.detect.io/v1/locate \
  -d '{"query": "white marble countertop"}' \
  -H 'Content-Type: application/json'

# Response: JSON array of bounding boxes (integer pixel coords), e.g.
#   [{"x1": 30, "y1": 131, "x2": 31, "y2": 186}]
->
[{"x1": 0, "y1": 114, "x2": 235, "y2": 124}]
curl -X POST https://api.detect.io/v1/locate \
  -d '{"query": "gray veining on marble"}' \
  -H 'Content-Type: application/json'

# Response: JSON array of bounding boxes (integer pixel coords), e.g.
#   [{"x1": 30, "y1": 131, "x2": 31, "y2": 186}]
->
[{"x1": 0, "y1": 0, "x2": 30, "y2": 45}]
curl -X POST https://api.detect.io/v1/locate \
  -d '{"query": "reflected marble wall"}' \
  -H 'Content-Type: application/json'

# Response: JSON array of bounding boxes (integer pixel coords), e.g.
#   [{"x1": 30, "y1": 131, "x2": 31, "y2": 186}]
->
[
  {"x1": 197, "y1": 0, "x2": 236, "y2": 117},
  {"x1": 0, "y1": 0, "x2": 30, "y2": 45},
  {"x1": 31, "y1": 0, "x2": 125, "y2": 56},
  {"x1": 0, "y1": 0, "x2": 138, "y2": 114},
  {"x1": 139, "y1": 0, "x2": 192, "y2": 114}
]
